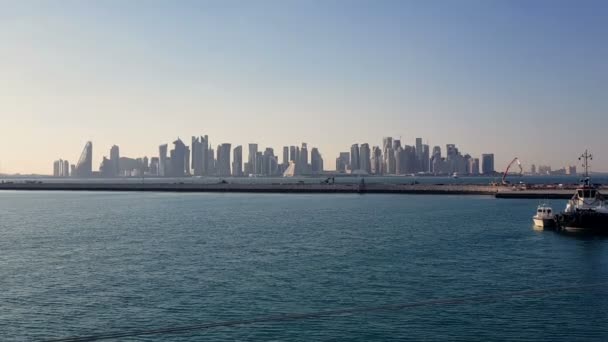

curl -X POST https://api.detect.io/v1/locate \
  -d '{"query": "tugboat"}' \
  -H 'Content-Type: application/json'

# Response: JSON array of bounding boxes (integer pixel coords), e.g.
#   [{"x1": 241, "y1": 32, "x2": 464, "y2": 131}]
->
[
  {"x1": 555, "y1": 150, "x2": 608, "y2": 234},
  {"x1": 533, "y1": 204, "x2": 555, "y2": 228}
]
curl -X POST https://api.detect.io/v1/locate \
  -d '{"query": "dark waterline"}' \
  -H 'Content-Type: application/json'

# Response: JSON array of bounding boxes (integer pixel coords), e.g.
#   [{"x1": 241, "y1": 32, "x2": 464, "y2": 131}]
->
[{"x1": 1, "y1": 192, "x2": 607, "y2": 341}]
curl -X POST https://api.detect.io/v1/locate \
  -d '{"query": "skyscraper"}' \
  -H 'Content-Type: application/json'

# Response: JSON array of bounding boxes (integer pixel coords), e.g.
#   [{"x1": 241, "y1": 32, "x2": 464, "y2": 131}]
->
[
  {"x1": 282, "y1": 146, "x2": 289, "y2": 166},
  {"x1": 232, "y1": 145, "x2": 243, "y2": 176},
  {"x1": 359, "y1": 143, "x2": 371, "y2": 174},
  {"x1": 73, "y1": 141, "x2": 93, "y2": 178},
  {"x1": 415, "y1": 137, "x2": 423, "y2": 171},
  {"x1": 350, "y1": 144, "x2": 360, "y2": 171},
  {"x1": 382, "y1": 137, "x2": 392, "y2": 173},
  {"x1": 469, "y1": 158, "x2": 480, "y2": 175},
  {"x1": 53, "y1": 159, "x2": 70, "y2": 177},
  {"x1": 336, "y1": 152, "x2": 350, "y2": 172},
  {"x1": 170, "y1": 138, "x2": 187, "y2": 177},
  {"x1": 248, "y1": 143, "x2": 258, "y2": 176},
  {"x1": 159, "y1": 144, "x2": 168, "y2": 177},
  {"x1": 110, "y1": 145, "x2": 120, "y2": 177},
  {"x1": 481, "y1": 154, "x2": 495, "y2": 175},
  {"x1": 217, "y1": 143, "x2": 232, "y2": 177},
  {"x1": 311, "y1": 148, "x2": 323, "y2": 174},
  {"x1": 371, "y1": 146, "x2": 382, "y2": 174}
]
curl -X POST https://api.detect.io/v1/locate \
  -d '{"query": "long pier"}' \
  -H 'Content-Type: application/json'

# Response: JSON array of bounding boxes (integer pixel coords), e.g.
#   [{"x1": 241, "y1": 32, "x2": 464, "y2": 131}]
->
[{"x1": 0, "y1": 182, "x2": 587, "y2": 199}]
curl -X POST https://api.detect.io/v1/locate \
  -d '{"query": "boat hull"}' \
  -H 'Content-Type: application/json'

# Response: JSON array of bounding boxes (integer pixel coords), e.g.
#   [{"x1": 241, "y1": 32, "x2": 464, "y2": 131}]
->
[
  {"x1": 533, "y1": 218, "x2": 555, "y2": 228},
  {"x1": 557, "y1": 211, "x2": 608, "y2": 234}
]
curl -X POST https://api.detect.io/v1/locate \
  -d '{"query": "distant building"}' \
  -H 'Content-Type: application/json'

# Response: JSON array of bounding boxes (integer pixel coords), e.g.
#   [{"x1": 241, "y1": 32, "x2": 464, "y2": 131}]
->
[
  {"x1": 170, "y1": 138, "x2": 188, "y2": 177},
  {"x1": 350, "y1": 144, "x2": 360, "y2": 171},
  {"x1": 371, "y1": 146, "x2": 382, "y2": 174},
  {"x1": 538, "y1": 165, "x2": 551, "y2": 175},
  {"x1": 567, "y1": 165, "x2": 577, "y2": 175},
  {"x1": 53, "y1": 159, "x2": 70, "y2": 177},
  {"x1": 481, "y1": 153, "x2": 495, "y2": 175},
  {"x1": 149, "y1": 157, "x2": 160, "y2": 176},
  {"x1": 217, "y1": 143, "x2": 232, "y2": 177},
  {"x1": 232, "y1": 145, "x2": 243, "y2": 176},
  {"x1": 530, "y1": 164, "x2": 537, "y2": 175},
  {"x1": 336, "y1": 152, "x2": 350, "y2": 173},
  {"x1": 469, "y1": 158, "x2": 480, "y2": 175},
  {"x1": 359, "y1": 143, "x2": 371, "y2": 174},
  {"x1": 73, "y1": 141, "x2": 93, "y2": 178},
  {"x1": 247, "y1": 144, "x2": 258, "y2": 175},
  {"x1": 311, "y1": 148, "x2": 323, "y2": 174},
  {"x1": 191, "y1": 135, "x2": 209, "y2": 176},
  {"x1": 282, "y1": 146, "x2": 289, "y2": 166},
  {"x1": 159, "y1": 144, "x2": 168, "y2": 177},
  {"x1": 110, "y1": 145, "x2": 120, "y2": 177}
]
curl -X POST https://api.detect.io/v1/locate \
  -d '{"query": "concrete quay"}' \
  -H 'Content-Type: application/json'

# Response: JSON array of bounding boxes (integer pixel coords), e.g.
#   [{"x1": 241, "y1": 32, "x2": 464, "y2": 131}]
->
[{"x1": 0, "y1": 181, "x2": 588, "y2": 198}]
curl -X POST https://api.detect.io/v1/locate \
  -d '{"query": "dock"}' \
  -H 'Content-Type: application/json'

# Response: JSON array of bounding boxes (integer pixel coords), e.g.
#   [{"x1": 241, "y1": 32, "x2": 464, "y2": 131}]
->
[{"x1": 0, "y1": 181, "x2": 595, "y2": 199}]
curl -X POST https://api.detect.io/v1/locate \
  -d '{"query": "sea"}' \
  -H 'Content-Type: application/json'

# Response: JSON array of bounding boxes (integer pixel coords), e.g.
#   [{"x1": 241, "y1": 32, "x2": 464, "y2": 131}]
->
[{"x1": 1, "y1": 191, "x2": 608, "y2": 341}]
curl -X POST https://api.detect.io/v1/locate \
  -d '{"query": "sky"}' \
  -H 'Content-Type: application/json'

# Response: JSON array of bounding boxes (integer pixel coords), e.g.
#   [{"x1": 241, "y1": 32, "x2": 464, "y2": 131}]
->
[{"x1": 1, "y1": 0, "x2": 607, "y2": 174}]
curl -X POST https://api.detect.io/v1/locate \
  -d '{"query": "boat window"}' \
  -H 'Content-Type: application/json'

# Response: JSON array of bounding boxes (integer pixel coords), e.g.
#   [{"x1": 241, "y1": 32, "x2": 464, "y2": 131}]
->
[
  {"x1": 538, "y1": 209, "x2": 542, "y2": 213},
  {"x1": 578, "y1": 190, "x2": 583, "y2": 197},
  {"x1": 547, "y1": 209, "x2": 551, "y2": 214},
  {"x1": 590, "y1": 190, "x2": 596, "y2": 197}
]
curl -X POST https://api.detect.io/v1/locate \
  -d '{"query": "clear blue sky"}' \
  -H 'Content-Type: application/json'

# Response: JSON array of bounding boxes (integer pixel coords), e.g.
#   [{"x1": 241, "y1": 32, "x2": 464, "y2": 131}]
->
[{"x1": 1, "y1": 0, "x2": 607, "y2": 174}]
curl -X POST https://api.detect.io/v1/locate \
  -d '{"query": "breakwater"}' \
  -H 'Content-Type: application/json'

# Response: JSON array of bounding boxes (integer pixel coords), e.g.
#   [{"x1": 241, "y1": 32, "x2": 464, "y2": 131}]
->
[{"x1": 0, "y1": 181, "x2": 588, "y2": 198}]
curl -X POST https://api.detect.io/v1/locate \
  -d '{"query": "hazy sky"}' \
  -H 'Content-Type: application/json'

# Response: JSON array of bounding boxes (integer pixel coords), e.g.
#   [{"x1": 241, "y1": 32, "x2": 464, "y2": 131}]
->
[{"x1": 1, "y1": 0, "x2": 607, "y2": 174}]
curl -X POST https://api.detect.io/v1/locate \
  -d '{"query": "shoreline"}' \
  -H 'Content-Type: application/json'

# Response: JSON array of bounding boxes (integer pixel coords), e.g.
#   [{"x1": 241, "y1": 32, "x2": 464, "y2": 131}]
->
[{"x1": 0, "y1": 182, "x2": 581, "y2": 199}]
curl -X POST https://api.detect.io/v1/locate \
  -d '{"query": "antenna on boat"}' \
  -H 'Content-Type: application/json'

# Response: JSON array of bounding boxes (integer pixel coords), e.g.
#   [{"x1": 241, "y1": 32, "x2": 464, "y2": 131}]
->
[{"x1": 579, "y1": 150, "x2": 593, "y2": 178}]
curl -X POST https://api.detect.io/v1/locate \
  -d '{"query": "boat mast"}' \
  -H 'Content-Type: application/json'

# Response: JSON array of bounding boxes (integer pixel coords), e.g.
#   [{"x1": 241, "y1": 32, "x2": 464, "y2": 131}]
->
[{"x1": 579, "y1": 150, "x2": 593, "y2": 178}]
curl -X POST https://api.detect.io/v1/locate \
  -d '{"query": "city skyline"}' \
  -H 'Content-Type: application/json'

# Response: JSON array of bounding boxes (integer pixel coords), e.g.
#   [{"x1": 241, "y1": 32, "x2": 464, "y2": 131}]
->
[
  {"x1": 1, "y1": 132, "x2": 603, "y2": 176},
  {"x1": 2, "y1": 1, "x2": 607, "y2": 174}
]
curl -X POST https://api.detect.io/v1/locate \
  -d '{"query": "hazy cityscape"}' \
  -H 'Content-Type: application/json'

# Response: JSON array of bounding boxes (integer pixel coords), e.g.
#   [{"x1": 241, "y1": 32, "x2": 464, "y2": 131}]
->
[
  {"x1": 49, "y1": 135, "x2": 500, "y2": 178},
  {"x1": 3, "y1": 2, "x2": 608, "y2": 341}
]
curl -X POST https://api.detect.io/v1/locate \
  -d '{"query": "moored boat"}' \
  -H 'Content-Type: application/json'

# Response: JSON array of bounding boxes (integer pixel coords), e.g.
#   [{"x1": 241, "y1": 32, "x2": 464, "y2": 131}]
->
[
  {"x1": 555, "y1": 151, "x2": 608, "y2": 234},
  {"x1": 533, "y1": 204, "x2": 555, "y2": 228}
]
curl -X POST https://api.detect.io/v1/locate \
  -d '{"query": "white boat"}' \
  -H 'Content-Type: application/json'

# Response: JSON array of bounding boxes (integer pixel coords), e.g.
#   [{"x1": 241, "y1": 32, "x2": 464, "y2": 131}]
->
[{"x1": 533, "y1": 204, "x2": 555, "y2": 228}]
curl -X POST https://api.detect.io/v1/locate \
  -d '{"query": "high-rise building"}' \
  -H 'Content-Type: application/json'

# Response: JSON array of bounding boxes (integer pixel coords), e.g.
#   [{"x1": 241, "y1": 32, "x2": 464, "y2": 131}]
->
[
  {"x1": 299, "y1": 143, "x2": 309, "y2": 175},
  {"x1": 371, "y1": 146, "x2": 382, "y2": 174},
  {"x1": 191, "y1": 135, "x2": 210, "y2": 176},
  {"x1": 289, "y1": 146, "x2": 296, "y2": 162},
  {"x1": 110, "y1": 145, "x2": 120, "y2": 177},
  {"x1": 336, "y1": 152, "x2": 350, "y2": 172},
  {"x1": 386, "y1": 147, "x2": 396, "y2": 174},
  {"x1": 53, "y1": 159, "x2": 70, "y2": 177},
  {"x1": 99, "y1": 157, "x2": 113, "y2": 177},
  {"x1": 350, "y1": 144, "x2": 360, "y2": 171},
  {"x1": 268, "y1": 148, "x2": 279, "y2": 175},
  {"x1": 217, "y1": 143, "x2": 232, "y2": 177},
  {"x1": 311, "y1": 148, "x2": 323, "y2": 174},
  {"x1": 415, "y1": 138, "x2": 423, "y2": 171},
  {"x1": 159, "y1": 144, "x2": 168, "y2": 177},
  {"x1": 359, "y1": 143, "x2": 371, "y2": 174},
  {"x1": 469, "y1": 158, "x2": 480, "y2": 175},
  {"x1": 150, "y1": 157, "x2": 160, "y2": 176},
  {"x1": 395, "y1": 146, "x2": 405, "y2": 175},
  {"x1": 421, "y1": 144, "x2": 430, "y2": 172},
  {"x1": 170, "y1": 138, "x2": 187, "y2": 177},
  {"x1": 282, "y1": 146, "x2": 289, "y2": 165},
  {"x1": 430, "y1": 146, "x2": 442, "y2": 174},
  {"x1": 73, "y1": 141, "x2": 93, "y2": 178},
  {"x1": 232, "y1": 145, "x2": 243, "y2": 176},
  {"x1": 530, "y1": 164, "x2": 536, "y2": 174},
  {"x1": 382, "y1": 137, "x2": 393, "y2": 173},
  {"x1": 481, "y1": 154, "x2": 495, "y2": 175},
  {"x1": 247, "y1": 144, "x2": 258, "y2": 175}
]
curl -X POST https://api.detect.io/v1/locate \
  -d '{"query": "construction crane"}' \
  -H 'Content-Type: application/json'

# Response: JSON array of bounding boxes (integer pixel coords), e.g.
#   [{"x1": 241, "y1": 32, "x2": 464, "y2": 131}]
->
[{"x1": 502, "y1": 157, "x2": 523, "y2": 185}]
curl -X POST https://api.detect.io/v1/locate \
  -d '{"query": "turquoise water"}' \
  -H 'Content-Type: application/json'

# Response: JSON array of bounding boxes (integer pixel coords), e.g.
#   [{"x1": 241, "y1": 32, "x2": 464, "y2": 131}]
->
[{"x1": 1, "y1": 192, "x2": 608, "y2": 341}]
